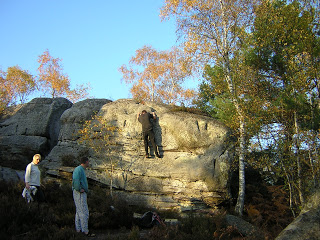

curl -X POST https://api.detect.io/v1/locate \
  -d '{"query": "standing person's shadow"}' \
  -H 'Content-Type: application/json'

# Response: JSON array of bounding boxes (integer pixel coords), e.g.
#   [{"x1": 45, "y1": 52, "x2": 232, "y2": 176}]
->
[{"x1": 151, "y1": 110, "x2": 163, "y2": 158}]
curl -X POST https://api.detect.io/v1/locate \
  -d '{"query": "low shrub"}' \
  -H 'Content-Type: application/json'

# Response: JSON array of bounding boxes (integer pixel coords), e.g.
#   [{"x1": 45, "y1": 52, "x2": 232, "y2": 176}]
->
[
  {"x1": 169, "y1": 105, "x2": 210, "y2": 116},
  {"x1": 88, "y1": 186, "x2": 134, "y2": 229},
  {"x1": 0, "y1": 180, "x2": 133, "y2": 240},
  {"x1": 1, "y1": 179, "x2": 291, "y2": 239}
]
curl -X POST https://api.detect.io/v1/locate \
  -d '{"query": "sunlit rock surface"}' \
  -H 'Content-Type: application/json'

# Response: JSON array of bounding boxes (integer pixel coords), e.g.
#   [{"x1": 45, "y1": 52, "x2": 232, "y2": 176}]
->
[{"x1": 0, "y1": 98, "x2": 235, "y2": 211}]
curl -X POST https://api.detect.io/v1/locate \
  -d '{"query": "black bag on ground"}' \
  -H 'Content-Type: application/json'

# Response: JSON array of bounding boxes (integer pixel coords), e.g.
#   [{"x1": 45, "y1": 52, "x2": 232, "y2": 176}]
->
[{"x1": 138, "y1": 211, "x2": 164, "y2": 228}]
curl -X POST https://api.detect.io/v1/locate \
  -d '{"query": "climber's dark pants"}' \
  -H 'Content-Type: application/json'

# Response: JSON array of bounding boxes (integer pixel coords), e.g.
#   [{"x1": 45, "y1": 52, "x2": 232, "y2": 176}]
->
[{"x1": 143, "y1": 129, "x2": 158, "y2": 156}]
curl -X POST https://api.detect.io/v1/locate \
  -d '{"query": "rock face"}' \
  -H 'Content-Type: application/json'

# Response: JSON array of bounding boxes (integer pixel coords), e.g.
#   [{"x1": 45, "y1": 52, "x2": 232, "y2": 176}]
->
[
  {"x1": 0, "y1": 98, "x2": 235, "y2": 211},
  {"x1": 0, "y1": 166, "x2": 25, "y2": 183},
  {"x1": 0, "y1": 98, "x2": 73, "y2": 169},
  {"x1": 43, "y1": 98, "x2": 112, "y2": 169},
  {"x1": 275, "y1": 190, "x2": 320, "y2": 240}
]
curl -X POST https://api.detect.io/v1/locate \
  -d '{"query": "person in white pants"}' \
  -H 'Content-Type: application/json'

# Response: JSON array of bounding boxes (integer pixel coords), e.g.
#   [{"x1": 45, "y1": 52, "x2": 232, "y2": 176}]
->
[{"x1": 72, "y1": 157, "x2": 95, "y2": 237}]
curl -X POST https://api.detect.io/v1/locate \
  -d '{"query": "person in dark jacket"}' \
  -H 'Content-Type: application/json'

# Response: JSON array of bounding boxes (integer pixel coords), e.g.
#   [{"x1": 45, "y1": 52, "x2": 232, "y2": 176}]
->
[{"x1": 137, "y1": 110, "x2": 161, "y2": 158}]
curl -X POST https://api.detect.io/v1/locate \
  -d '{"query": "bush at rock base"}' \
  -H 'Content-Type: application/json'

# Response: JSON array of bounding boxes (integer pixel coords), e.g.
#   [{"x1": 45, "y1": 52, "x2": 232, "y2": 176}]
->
[{"x1": 0, "y1": 180, "x2": 294, "y2": 240}]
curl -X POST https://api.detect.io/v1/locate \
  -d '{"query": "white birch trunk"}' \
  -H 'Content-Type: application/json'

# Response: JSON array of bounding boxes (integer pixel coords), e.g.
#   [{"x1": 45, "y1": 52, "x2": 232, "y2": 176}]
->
[
  {"x1": 294, "y1": 111, "x2": 304, "y2": 205},
  {"x1": 225, "y1": 72, "x2": 246, "y2": 216},
  {"x1": 234, "y1": 117, "x2": 246, "y2": 216}
]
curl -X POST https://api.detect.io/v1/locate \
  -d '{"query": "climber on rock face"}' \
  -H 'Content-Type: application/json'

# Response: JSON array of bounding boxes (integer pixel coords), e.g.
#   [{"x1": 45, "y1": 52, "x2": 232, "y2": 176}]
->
[{"x1": 137, "y1": 110, "x2": 161, "y2": 158}]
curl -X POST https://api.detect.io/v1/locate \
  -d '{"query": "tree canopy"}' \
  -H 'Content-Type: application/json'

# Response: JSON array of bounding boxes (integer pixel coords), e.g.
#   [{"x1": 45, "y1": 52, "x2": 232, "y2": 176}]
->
[
  {"x1": 0, "y1": 50, "x2": 90, "y2": 114},
  {"x1": 0, "y1": 66, "x2": 36, "y2": 113},
  {"x1": 37, "y1": 50, "x2": 90, "y2": 102},
  {"x1": 161, "y1": 0, "x2": 320, "y2": 215},
  {"x1": 161, "y1": 0, "x2": 261, "y2": 215},
  {"x1": 119, "y1": 45, "x2": 196, "y2": 105}
]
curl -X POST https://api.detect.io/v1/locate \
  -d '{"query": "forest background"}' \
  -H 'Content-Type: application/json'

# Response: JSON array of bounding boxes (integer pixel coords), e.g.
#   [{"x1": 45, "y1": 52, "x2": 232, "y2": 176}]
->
[{"x1": 1, "y1": 0, "x2": 320, "y2": 219}]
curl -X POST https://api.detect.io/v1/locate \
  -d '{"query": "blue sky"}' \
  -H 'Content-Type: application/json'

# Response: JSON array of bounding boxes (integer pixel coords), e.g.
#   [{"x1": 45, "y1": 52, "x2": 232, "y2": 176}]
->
[{"x1": 0, "y1": 0, "x2": 197, "y2": 101}]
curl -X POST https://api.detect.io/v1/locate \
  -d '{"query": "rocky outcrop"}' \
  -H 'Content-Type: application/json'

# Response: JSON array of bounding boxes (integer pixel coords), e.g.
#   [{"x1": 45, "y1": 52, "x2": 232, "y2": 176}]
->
[
  {"x1": 45, "y1": 99, "x2": 235, "y2": 211},
  {"x1": 0, "y1": 98, "x2": 73, "y2": 169},
  {"x1": 0, "y1": 98, "x2": 235, "y2": 212},
  {"x1": 0, "y1": 166, "x2": 25, "y2": 182},
  {"x1": 275, "y1": 189, "x2": 320, "y2": 240},
  {"x1": 2, "y1": 97, "x2": 319, "y2": 239},
  {"x1": 224, "y1": 214, "x2": 266, "y2": 240},
  {"x1": 43, "y1": 98, "x2": 112, "y2": 168}
]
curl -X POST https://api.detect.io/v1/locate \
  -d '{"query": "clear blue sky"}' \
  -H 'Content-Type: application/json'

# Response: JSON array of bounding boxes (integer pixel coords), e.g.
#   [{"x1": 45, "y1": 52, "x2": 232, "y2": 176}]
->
[{"x1": 0, "y1": 0, "x2": 196, "y2": 101}]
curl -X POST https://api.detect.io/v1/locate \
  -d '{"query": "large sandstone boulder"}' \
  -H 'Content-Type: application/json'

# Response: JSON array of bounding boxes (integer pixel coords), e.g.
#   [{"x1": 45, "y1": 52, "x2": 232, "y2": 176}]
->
[
  {"x1": 0, "y1": 166, "x2": 25, "y2": 182},
  {"x1": 275, "y1": 189, "x2": 320, "y2": 240},
  {"x1": 0, "y1": 97, "x2": 235, "y2": 211},
  {"x1": 43, "y1": 98, "x2": 112, "y2": 169},
  {"x1": 43, "y1": 98, "x2": 235, "y2": 211},
  {"x1": 0, "y1": 98, "x2": 72, "y2": 169}
]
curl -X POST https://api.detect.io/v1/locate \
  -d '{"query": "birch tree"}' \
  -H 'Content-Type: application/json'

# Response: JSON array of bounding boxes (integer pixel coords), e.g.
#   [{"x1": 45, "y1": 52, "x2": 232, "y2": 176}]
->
[
  {"x1": 161, "y1": 0, "x2": 259, "y2": 215},
  {"x1": 37, "y1": 50, "x2": 90, "y2": 102},
  {"x1": 0, "y1": 66, "x2": 36, "y2": 113},
  {"x1": 77, "y1": 114, "x2": 120, "y2": 198},
  {"x1": 5, "y1": 66, "x2": 36, "y2": 104},
  {"x1": 119, "y1": 45, "x2": 195, "y2": 105}
]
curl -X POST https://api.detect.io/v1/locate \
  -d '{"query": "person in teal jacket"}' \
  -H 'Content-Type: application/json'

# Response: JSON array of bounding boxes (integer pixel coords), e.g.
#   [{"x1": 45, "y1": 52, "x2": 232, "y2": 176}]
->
[{"x1": 72, "y1": 157, "x2": 95, "y2": 237}]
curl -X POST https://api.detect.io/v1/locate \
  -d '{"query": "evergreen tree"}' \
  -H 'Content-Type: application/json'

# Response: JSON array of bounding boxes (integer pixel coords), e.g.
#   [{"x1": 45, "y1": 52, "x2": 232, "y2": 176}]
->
[{"x1": 248, "y1": 0, "x2": 320, "y2": 211}]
